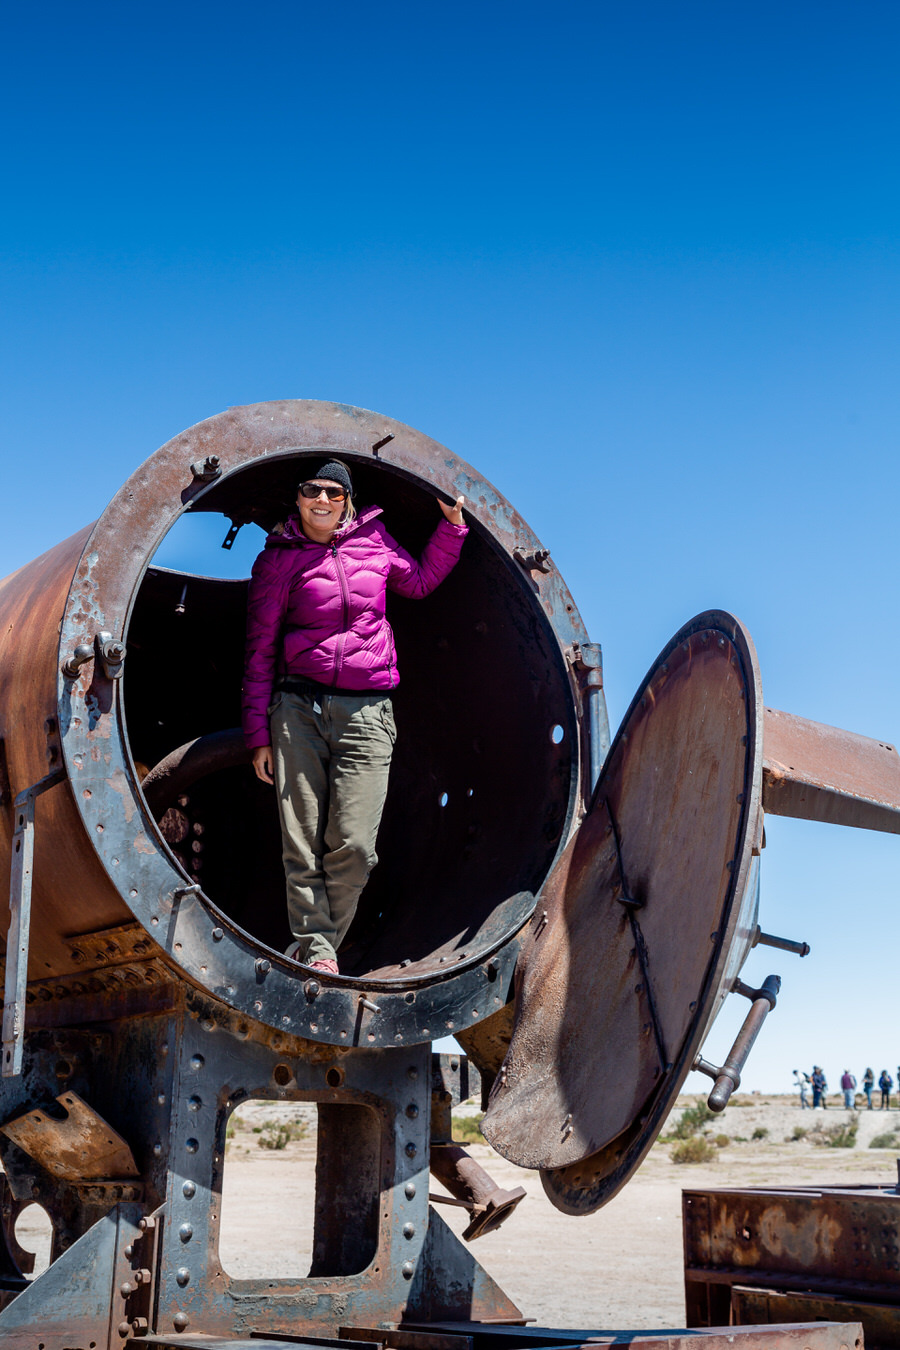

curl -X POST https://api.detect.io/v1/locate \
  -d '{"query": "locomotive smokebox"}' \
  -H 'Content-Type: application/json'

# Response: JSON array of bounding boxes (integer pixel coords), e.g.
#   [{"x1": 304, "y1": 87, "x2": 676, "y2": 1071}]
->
[{"x1": 0, "y1": 400, "x2": 599, "y2": 1056}]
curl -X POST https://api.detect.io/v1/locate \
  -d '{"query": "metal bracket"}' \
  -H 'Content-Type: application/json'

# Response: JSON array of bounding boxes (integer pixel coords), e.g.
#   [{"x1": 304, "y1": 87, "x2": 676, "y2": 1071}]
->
[
  {"x1": 221, "y1": 519, "x2": 243, "y2": 550},
  {"x1": 693, "y1": 973, "x2": 781, "y2": 1111},
  {"x1": 513, "y1": 546, "x2": 551, "y2": 574},
  {"x1": 190, "y1": 454, "x2": 221, "y2": 483},
  {"x1": 568, "y1": 641, "x2": 610, "y2": 791},
  {"x1": 62, "y1": 630, "x2": 126, "y2": 681},
  {"x1": 2, "y1": 769, "x2": 65, "y2": 1077}
]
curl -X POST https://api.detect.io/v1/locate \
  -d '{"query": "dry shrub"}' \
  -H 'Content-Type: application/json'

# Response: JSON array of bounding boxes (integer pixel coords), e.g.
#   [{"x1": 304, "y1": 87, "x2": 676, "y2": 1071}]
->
[{"x1": 672, "y1": 1136, "x2": 717, "y2": 1164}]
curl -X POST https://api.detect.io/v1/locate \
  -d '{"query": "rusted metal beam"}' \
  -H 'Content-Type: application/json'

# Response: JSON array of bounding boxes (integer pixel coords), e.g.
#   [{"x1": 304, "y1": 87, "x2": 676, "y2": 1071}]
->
[{"x1": 763, "y1": 706, "x2": 900, "y2": 832}]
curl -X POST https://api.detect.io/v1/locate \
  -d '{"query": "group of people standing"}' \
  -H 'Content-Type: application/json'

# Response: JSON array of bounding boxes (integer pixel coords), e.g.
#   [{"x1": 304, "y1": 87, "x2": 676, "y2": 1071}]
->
[{"x1": 793, "y1": 1067, "x2": 896, "y2": 1109}]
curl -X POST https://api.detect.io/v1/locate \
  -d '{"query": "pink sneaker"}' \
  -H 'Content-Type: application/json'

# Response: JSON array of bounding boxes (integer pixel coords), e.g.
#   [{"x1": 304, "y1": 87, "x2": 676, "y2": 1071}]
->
[{"x1": 308, "y1": 958, "x2": 339, "y2": 975}]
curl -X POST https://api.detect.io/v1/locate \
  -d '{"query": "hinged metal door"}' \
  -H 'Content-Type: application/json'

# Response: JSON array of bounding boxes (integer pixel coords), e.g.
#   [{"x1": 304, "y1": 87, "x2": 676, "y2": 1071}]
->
[{"x1": 482, "y1": 611, "x2": 764, "y2": 1214}]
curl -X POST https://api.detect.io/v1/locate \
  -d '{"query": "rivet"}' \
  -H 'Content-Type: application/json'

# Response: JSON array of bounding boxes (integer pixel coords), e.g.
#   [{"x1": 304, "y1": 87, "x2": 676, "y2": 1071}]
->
[
  {"x1": 404, "y1": 1182, "x2": 416, "y2": 1199},
  {"x1": 406, "y1": 1103, "x2": 419, "y2": 1118},
  {"x1": 124, "y1": 1243, "x2": 134, "y2": 1259},
  {"x1": 185, "y1": 1138, "x2": 199, "y2": 1153},
  {"x1": 183, "y1": 1181, "x2": 196, "y2": 1199},
  {"x1": 255, "y1": 958, "x2": 270, "y2": 975},
  {"x1": 405, "y1": 1142, "x2": 417, "y2": 1157},
  {"x1": 212, "y1": 927, "x2": 224, "y2": 941},
  {"x1": 179, "y1": 1222, "x2": 193, "y2": 1242},
  {"x1": 402, "y1": 1260, "x2": 415, "y2": 1279},
  {"x1": 120, "y1": 1281, "x2": 133, "y2": 1297},
  {"x1": 403, "y1": 1222, "x2": 415, "y2": 1239},
  {"x1": 190, "y1": 1054, "x2": 204, "y2": 1070},
  {"x1": 173, "y1": 1311, "x2": 190, "y2": 1331},
  {"x1": 176, "y1": 1266, "x2": 191, "y2": 1287},
  {"x1": 118, "y1": 1322, "x2": 131, "y2": 1338},
  {"x1": 188, "y1": 1095, "x2": 202, "y2": 1111},
  {"x1": 407, "y1": 1066, "x2": 418, "y2": 1081}
]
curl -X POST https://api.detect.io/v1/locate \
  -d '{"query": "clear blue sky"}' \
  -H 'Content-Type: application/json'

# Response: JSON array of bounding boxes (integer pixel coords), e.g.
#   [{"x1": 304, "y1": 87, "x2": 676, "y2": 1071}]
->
[{"x1": 1, "y1": 1, "x2": 897, "y2": 1092}]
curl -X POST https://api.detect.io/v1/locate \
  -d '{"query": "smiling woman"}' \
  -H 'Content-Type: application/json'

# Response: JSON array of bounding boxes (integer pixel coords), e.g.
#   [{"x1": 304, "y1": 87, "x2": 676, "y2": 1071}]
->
[{"x1": 243, "y1": 457, "x2": 469, "y2": 976}]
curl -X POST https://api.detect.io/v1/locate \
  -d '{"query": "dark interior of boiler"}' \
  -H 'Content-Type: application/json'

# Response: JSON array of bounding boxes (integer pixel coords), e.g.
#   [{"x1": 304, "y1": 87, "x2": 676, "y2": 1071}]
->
[{"x1": 124, "y1": 457, "x2": 575, "y2": 980}]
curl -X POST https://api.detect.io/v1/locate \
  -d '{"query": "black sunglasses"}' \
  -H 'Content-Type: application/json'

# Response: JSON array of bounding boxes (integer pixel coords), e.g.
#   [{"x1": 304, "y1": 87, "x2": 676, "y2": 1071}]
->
[{"x1": 299, "y1": 482, "x2": 347, "y2": 501}]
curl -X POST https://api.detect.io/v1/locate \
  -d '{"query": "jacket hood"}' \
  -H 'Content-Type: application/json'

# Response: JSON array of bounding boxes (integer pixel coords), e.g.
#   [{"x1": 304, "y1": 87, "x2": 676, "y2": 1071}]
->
[{"x1": 266, "y1": 503, "x2": 384, "y2": 549}]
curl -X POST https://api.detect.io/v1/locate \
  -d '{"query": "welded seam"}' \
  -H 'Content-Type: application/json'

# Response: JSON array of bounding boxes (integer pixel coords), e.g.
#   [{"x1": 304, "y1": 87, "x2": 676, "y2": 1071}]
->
[{"x1": 603, "y1": 796, "x2": 669, "y2": 1072}]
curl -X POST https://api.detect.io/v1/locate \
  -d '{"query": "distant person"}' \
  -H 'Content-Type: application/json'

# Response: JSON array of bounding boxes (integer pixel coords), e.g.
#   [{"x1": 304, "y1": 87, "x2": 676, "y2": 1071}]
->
[
  {"x1": 811, "y1": 1066, "x2": 827, "y2": 1109},
  {"x1": 880, "y1": 1069, "x2": 893, "y2": 1109},
  {"x1": 862, "y1": 1067, "x2": 875, "y2": 1109},
  {"x1": 840, "y1": 1069, "x2": 857, "y2": 1109},
  {"x1": 792, "y1": 1069, "x2": 809, "y2": 1108}
]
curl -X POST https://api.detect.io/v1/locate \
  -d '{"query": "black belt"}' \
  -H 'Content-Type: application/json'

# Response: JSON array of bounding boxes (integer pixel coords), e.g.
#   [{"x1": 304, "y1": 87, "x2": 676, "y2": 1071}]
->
[{"x1": 274, "y1": 676, "x2": 340, "y2": 699}]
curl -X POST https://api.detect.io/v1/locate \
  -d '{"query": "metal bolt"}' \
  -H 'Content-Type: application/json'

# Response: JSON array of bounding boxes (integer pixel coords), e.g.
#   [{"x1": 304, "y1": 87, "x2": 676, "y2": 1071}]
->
[
  {"x1": 139, "y1": 1215, "x2": 156, "y2": 1232},
  {"x1": 134, "y1": 1268, "x2": 152, "y2": 1285},
  {"x1": 305, "y1": 979, "x2": 320, "y2": 1001},
  {"x1": 131, "y1": 1318, "x2": 149, "y2": 1333},
  {"x1": 255, "y1": 957, "x2": 271, "y2": 975},
  {"x1": 359, "y1": 995, "x2": 381, "y2": 1013},
  {"x1": 211, "y1": 927, "x2": 224, "y2": 941}
]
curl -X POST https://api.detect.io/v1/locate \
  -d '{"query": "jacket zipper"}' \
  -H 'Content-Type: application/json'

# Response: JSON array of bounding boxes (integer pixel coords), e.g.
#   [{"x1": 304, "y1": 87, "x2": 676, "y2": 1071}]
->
[{"x1": 331, "y1": 541, "x2": 351, "y2": 684}]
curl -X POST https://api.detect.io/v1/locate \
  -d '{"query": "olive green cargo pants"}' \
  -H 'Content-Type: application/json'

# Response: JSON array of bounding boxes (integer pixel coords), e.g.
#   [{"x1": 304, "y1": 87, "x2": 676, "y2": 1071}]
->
[{"x1": 269, "y1": 690, "x2": 396, "y2": 964}]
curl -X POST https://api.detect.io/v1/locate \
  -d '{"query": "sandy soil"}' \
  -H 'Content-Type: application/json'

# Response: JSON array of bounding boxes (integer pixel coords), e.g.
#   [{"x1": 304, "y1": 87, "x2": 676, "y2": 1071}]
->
[
  {"x1": 12, "y1": 1094, "x2": 900, "y2": 1331},
  {"x1": 215, "y1": 1094, "x2": 900, "y2": 1329}
]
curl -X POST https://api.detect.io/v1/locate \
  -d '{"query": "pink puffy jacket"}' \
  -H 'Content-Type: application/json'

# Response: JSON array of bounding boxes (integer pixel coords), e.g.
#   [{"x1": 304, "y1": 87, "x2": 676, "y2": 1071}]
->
[{"x1": 242, "y1": 505, "x2": 467, "y2": 748}]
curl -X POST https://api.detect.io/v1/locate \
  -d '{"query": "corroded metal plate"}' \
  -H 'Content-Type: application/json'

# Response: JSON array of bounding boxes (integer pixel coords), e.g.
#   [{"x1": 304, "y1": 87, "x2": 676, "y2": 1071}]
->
[{"x1": 482, "y1": 611, "x2": 763, "y2": 1209}]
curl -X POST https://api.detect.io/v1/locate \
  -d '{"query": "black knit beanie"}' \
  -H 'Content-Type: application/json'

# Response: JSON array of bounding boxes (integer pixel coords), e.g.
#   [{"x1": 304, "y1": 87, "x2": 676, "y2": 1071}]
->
[{"x1": 303, "y1": 459, "x2": 353, "y2": 497}]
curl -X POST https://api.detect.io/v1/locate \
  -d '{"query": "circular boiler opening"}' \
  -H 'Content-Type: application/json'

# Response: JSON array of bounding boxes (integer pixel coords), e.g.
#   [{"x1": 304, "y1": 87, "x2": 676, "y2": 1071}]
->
[{"x1": 125, "y1": 455, "x2": 576, "y2": 979}]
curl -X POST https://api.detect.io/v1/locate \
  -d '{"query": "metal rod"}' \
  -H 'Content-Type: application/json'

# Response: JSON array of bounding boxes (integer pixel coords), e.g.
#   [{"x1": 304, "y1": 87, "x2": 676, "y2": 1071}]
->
[
  {"x1": 752, "y1": 925, "x2": 810, "y2": 957},
  {"x1": 693, "y1": 973, "x2": 781, "y2": 1111}
]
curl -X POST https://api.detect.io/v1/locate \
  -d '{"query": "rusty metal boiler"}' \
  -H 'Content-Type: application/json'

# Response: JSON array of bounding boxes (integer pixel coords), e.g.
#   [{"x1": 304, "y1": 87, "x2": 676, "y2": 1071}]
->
[{"x1": 0, "y1": 399, "x2": 897, "y2": 1349}]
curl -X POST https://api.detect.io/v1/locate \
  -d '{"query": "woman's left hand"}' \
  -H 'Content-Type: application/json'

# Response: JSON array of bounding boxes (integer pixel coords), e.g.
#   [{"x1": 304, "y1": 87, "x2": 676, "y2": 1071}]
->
[{"x1": 438, "y1": 494, "x2": 465, "y2": 526}]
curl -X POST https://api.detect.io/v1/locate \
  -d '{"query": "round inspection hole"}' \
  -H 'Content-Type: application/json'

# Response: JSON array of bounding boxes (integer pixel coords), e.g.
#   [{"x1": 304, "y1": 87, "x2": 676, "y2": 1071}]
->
[
  {"x1": 550, "y1": 724, "x2": 565, "y2": 744},
  {"x1": 438, "y1": 791, "x2": 449, "y2": 808},
  {"x1": 326, "y1": 1067, "x2": 344, "y2": 1088},
  {"x1": 272, "y1": 1064, "x2": 293, "y2": 1087}
]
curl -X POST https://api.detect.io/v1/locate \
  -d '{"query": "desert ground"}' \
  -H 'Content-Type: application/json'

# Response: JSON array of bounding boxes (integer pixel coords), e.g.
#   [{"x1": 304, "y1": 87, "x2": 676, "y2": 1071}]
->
[{"x1": 12, "y1": 1092, "x2": 900, "y2": 1330}]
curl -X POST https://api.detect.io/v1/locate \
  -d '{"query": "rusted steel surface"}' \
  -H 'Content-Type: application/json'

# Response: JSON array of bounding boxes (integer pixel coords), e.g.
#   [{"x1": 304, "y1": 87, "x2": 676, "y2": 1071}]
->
[
  {"x1": 0, "y1": 402, "x2": 602, "y2": 1054},
  {"x1": 0, "y1": 525, "x2": 132, "y2": 980},
  {"x1": 483, "y1": 612, "x2": 764, "y2": 1213},
  {"x1": 0, "y1": 1089, "x2": 139, "y2": 1180},
  {"x1": 685, "y1": 1182, "x2": 900, "y2": 1345},
  {"x1": 733, "y1": 1287, "x2": 900, "y2": 1349},
  {"x1": 763, "y1": 707, "x2": 900, "y2": 833},
  {"x1": 404, "y1": 1323, "x2": 863, "y2": 1350}
]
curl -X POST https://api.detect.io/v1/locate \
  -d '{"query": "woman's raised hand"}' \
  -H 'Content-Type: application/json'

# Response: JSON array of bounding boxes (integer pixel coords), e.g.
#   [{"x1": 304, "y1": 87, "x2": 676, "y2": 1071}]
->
[
  {"x1": 438, "y1": 494, "x2": 465, "y2": 526},
  {"x1": 252, "y1": 744, "x2": 275, "y2": 785}
]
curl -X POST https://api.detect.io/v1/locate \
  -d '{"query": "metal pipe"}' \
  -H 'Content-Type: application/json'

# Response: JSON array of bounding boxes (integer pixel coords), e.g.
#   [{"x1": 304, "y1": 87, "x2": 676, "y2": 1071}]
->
[
  {"x1": 693, "y1": 974, "x2": 781, "y2": 1111},
  {"x1": 429, "y1": 1143, "x2": 525, "y2": 1241}
]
